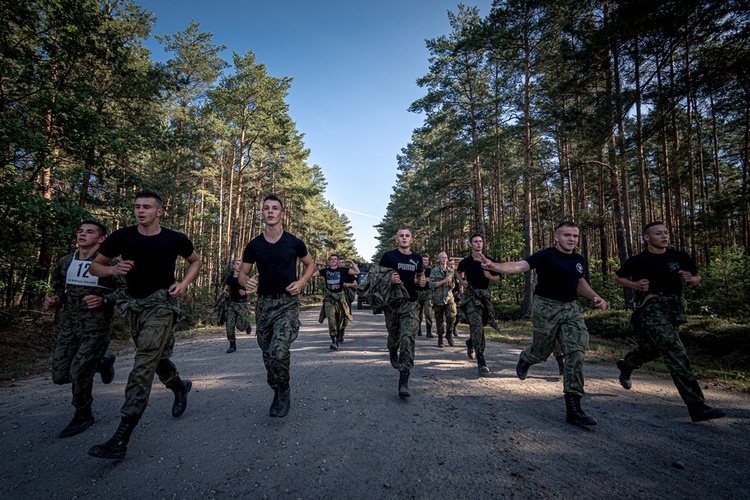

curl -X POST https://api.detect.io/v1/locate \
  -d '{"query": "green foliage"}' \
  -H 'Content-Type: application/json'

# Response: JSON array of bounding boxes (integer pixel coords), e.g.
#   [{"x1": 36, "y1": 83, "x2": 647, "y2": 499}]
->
[
  {"x1": 493, "y1": 301, "x2": 522, "y2": 321},
  {"x1": 582, "y1": 310, "x2": 632, "y2": 340},
  {"x1": 0, "y1": 1, "x2": 360, "y2": 310},
  {"x1": 693, "y1": 247, "x2": 750, "y2": 320}
]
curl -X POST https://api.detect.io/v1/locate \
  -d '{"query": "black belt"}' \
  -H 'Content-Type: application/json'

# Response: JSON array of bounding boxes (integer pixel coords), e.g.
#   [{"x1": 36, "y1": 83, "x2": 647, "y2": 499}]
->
[{"x1": 259, "y1": 293, "x2": 291, "y2": 300}]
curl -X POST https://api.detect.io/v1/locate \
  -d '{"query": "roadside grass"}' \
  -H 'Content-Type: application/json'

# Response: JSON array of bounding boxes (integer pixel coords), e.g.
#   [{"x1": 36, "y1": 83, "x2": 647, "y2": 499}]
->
[{"x1": 483, "y1": 313, "x2": 750, "y2": 393}]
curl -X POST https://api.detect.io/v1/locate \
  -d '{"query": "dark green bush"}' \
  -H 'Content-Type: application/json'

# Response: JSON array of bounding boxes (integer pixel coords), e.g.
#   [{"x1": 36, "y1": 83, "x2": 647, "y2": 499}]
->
[
  {"x1": 493, "y1": 301, "x2": 522, "y2": 321},
  {"x1": 583, "y1": 310, "x2": 632, "y2": 339}
]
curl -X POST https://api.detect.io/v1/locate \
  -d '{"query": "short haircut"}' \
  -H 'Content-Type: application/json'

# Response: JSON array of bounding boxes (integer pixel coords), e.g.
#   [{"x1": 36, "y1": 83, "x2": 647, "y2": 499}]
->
[
  {"x1": 80, "y1": 220, "x2": 108, "y2": 237},
  {"x1": 329, "y1": 254, "x2": 339, "y2": 260},
  {"x1": 263, "y1": 194, "x2": 284, "y2": 212},
  {"x1": 555, "y1": 221, "x2": 578, "y2": 231},
  {"x1": 438, "y1": 251, "x2": 448, "y2": 259},
  {"x1": 396, "y1": 226, "x2": 412, "y2": 235},
  {"x1": 135, "y1": 188, "x2": 163, "y2": 208},
  {"x1": 642, "y1": 221, "x2": 665, "y2": 234},
  {"x1": 422, "y1": 253, "x2": 430, "y2": 259},
  {"x1": 469, "y1": 233, "x2": 483, "y2": 242}
]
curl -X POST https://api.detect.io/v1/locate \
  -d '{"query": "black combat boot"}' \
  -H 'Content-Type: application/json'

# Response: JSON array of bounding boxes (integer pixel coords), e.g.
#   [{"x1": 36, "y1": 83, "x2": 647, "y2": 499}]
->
[
  {"x1": 389, "y1": 349, "x2": 399, "y2": 369},
  {"x1": 97, "y1": 353, "x2": 116, "y2": 384},
  {"x1": 226, "y1": 341, "x2": 236, "y2": 353},
  {"x1": 477, "y1": 353, "x2": 490, "y2": 377},
  {"x1": 426, "y1": 325, "x2": 433, "y2": 338},
  {"x1": 59, "y1": 406, "x2": 95, "y2": 438},
  {"x1": 687, "y1": 402, "x2": 726, "y2": 423},
  {"x1": 268, "y1": 386, "x2": 280, "y2": 417},
  {"x1": 437, "y1": 332, "x2": 444, "y2": 348},
  {"x1": 246, "y1": 325, "x2": 253, "y2": 335},
  {"x1": 398, "y1": 371, "x2": 410, "y2": 399},
  {"x1": 330, "y1": 337, "x2": 338, "y2": 350},
  {"x1": 516, "y1": 355, "x2": 531, "y2": 380},
  {"x1": 446, "y1": 331, "x2": 455, "y2": 347},
  {"x1": 275, "y1": 384, "x2": 291, "y2": 418},
  {"x1": 168, "y1": 378, "x2": 192, "y2": 418},
  {"x1": 555, "y1": 354, "x2": 565, "y2": 376},
  {"x1": 452, "y1": 327, "x2": 458, "y2": 337},
  {"x1": 337, "y1": 330, "x2": 344, "y2": 343},
  {"x1": 417, "y1": 327, "x2": 422, "y2": 337},
  {"x1": 616, "y1": 359, "x2": 632, "y2": 390},
  {"x1": 88, "y1": 415, "x2": 140, "y2": 459},
  {"x1": 466, "y1": 339, "x2": 474, "y2": 359},
  {"x1": 564, "y1": 393, "x2": 597, "y2": 426}
]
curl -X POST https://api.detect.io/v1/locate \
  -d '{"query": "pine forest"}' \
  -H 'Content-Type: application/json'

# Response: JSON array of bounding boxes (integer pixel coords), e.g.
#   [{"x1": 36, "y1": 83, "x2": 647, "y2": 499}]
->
[{"x1": 3, "y1": 0, "x2": 750, "y2": 321}]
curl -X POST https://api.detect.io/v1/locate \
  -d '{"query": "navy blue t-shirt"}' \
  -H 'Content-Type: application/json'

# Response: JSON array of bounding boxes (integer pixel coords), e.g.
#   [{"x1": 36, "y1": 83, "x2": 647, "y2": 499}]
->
[
  {"x1": 457, "y1": 255, "x2": 498, "y2": 290},
  {"x1": 379, "y1": 249, "x2": 424, "y2": 299},
  {"x1": 320, "y1": 267, "x2": 347, "y2": 292},
  {"x1": 615, "y1": 248, "x2": 697, "y2": 302},
  {"x1": 242, "y1": 232, "x2": 308, "y2": 295},
  {"x1": 525, "y1": 247, "x2": 585, "y2": 302},
  {"x1": 98, "y1": 225, "x2": 194, "y2": 299}
]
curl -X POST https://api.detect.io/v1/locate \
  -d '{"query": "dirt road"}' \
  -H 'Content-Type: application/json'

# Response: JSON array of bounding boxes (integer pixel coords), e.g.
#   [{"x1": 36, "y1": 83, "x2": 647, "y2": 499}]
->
[{"x1": 1, "y1": 307, "x2": 748, "y2": 499}]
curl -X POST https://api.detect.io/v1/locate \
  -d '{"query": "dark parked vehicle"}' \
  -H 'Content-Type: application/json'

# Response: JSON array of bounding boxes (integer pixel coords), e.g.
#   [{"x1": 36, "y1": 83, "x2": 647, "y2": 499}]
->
[{"x1": 356, "y1": 270, "x2": 369, "y2": 309}]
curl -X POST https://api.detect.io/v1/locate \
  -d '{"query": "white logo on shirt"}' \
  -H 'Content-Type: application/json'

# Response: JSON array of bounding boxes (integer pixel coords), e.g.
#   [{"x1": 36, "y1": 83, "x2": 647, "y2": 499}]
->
[{"x1": 398, "y1": 261, "x2": 417, "y2": 272}]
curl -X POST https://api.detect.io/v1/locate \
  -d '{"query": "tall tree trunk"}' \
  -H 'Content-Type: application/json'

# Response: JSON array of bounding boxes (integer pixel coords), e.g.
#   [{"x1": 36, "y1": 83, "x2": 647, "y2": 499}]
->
[
  {"x1": 633, "y1": 35, "x2": 648, "y2": 229},
  {"x1": 611, "y1": 31, "x2": 633, "y2": 258},
  {"x1": 684, "y1": 37, "x2": 697, "y2": 257},
  {"x1": 657, "y1": 62, "x2": 674, "y2": 231},
  {"x1": 668, "y1": 50, "x2": 685, "y2": 249}
]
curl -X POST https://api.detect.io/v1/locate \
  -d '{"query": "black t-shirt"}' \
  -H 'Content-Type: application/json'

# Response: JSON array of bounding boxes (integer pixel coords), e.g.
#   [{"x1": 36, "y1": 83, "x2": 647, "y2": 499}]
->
[
  {"x1": 615, "y1": 248, "x2": 698, "y2": 302},
  {"x1": 225, "y1": 275, "x2": 247, "y2": 302},
  {"x1": 416, "y1": 266, "x2": 432, "y2": 291},
  {"x1": 98, "y1": 225, "x2": 195, "y2": 299},
  {"x1": 320, "y1": 267, "x2": 347, "y2": 292},
  {"x1": 343, "y1": 272, "x2": 356, "y2": 286},
  {"x1": 242, "y1": 231, "x2": 308, "y2": 295},
  {"x1": 379, "y1": 249, "x2": 424, "y2": 299},
  {"x1": 457, "y1": 255, "x2": 498, "y2": 290},
  {"x1": 524, "y1": 247, "x2": 585, "y2": 302}
]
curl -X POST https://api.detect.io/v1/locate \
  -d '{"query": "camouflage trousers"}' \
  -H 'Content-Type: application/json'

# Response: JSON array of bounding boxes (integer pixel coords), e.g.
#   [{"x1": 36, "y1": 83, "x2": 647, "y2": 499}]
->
[
  {"x1": 417, "y1": 291, "x2": 433, "y2": 328},
  {"x1": 464, "y1": 291, "x2": 491, "y2": 356},
  {"x1": 383, "y1": 300, "x2": 420, "y2": 372},
  {"x1": 226, "y1": 300, "x2": 251, "y2": 342},
  {"x1": 51, "y1": 299, "x2": 114, "y2": 411},
  {"x1": 448, "y1": 296, "x2": 458, "y2": 330},
  {"x1": 119, "y1": 290, "x2": 181, "y2": 417},
  {"x1": 621, "y1": 296, "x2": 704, "y2": 405},
  {"x1": 343, "y1": 287, "x2": 355, "y2": 330},
  {"x1": 322, "y1": 292, "x2": 349, "y2": 339},
  {"x1": 432, "y1": 295, "x2": 456, "y2": 338},
  {"x1": 521, "y1": 296, "x2": 589, "y2": 397},
  {"x1": 255, "y1": 295, "x2": 301, "y2": 389}
]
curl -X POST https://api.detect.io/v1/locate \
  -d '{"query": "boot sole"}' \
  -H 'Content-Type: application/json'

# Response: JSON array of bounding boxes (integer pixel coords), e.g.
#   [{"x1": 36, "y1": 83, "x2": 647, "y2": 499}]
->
[
  {"x1": 566, "y1": 418, "x2": 597, "y2": 427},
  {"x1": 88, "y1": 446, "x2": 126, "y2": 459},
  {"x1": 690, "y1": 410, "x2": 726, "y2": 422},
  {"x1": 59, "y1": 417, "x2": 95, "y2": 438}
]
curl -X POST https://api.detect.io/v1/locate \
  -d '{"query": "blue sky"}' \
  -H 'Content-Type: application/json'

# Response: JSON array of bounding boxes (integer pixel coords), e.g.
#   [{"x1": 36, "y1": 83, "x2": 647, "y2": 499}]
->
[{"x1": 137, "y1": 0, "x2": 493, "y2": 261}]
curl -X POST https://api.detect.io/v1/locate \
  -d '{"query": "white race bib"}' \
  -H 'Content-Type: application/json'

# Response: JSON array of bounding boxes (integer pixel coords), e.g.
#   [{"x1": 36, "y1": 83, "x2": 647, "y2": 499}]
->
[{"x1": 66, "y1": 258, "x2": 101, "y2": 288}]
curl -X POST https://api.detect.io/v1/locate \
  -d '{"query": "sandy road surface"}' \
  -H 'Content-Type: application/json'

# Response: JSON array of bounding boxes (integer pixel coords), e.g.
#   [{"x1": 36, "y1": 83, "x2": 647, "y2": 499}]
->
[{"x1": 1, "y1": 307, "x2": 748, "y2": 499}]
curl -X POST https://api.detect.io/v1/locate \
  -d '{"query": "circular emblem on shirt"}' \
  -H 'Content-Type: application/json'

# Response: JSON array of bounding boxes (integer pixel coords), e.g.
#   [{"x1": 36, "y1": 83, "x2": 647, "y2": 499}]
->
[{"x1": 576, "y1": 263, "x2": 584, "y2": 275}]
